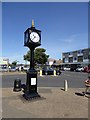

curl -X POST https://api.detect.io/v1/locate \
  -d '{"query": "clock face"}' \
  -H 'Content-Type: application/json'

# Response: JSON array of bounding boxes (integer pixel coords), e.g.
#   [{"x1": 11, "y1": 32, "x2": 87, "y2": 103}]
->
[{"x1": 30, "y1": 32, "x2": 40, "y2": 43}]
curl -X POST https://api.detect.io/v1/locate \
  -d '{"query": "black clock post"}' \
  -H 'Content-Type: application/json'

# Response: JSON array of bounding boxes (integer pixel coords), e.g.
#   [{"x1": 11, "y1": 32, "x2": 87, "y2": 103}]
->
[{"x1": 23, "y1": 20, "x2": 41, "y2": 100}]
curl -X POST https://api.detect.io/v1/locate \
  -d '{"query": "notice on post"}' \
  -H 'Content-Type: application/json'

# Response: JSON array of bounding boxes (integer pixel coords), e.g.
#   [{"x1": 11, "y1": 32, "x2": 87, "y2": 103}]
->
[{"x1": 31, "y1": 78, "x2": 36, "y2": 85}]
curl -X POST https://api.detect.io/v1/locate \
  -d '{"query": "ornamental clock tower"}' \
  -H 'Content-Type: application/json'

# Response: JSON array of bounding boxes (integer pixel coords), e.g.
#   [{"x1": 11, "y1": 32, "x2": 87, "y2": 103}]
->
[{"x1": 23, "y1": 20, "x2": 41, "y2": 100}]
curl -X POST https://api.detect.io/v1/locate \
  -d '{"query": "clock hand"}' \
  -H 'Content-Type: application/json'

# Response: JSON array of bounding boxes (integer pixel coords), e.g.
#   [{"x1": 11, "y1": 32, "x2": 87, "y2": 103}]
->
[{"x1": 31, "y1": 36, "x2": 36, "y2": 41}]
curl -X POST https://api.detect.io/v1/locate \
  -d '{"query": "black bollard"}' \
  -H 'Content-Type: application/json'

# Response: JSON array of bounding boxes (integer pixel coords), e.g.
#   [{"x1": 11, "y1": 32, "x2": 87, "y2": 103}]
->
[{"x1": 13, "y1": 78, "x2": 21, "y2": 92}]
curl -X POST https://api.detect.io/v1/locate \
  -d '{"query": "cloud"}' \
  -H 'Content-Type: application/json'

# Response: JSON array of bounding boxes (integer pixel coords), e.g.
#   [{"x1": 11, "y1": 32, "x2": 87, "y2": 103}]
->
[
  {"x1": 63, "y1": 34, "x2": 79, "y2": 43},
  {"x1": 64, "y1": 38, "x2": 74, "y2": 43},
  {"x1": 60, "y1": 33, "x2": 88, "y2": 52}
]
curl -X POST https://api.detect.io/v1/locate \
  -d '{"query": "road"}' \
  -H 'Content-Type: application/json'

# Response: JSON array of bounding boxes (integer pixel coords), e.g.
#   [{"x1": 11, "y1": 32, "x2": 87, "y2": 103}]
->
[{"x1": 1, "y1": 71, "x2": 88, "y2": 88}]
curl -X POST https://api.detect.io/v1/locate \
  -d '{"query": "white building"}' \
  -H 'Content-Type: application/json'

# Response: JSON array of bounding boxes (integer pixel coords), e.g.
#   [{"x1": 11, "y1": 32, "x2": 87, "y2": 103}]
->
[{"x1": 0, "y1": 58, "x2": 9, "y2": 67}]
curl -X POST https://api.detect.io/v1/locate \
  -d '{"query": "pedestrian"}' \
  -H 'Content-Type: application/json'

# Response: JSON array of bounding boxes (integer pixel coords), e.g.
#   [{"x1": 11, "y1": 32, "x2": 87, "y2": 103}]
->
[{"x1": 83, "y1": 76, "x2": 90, "y2": 96}]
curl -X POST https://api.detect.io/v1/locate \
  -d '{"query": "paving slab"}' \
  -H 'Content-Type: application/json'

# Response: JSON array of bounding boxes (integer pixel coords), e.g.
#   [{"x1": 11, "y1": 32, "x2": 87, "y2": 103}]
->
[{"x1": 1, "y1": 87, "x2": 89, "y2": 118}]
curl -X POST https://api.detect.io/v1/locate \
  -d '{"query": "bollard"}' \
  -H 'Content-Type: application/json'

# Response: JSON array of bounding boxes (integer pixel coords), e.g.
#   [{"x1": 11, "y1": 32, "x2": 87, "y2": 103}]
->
[
  {"x1": 13, "y1": 78, "x2": 21, "y2": 92},
  {"x1": 54, "y1": 70, "x2": 56, "y2": 76},
  {"x1": 40, "y1": 70, "x2": 42, "y2": 76},
  {"x1": 64, "y1": 80, "x2": 68, "y2": 91}
]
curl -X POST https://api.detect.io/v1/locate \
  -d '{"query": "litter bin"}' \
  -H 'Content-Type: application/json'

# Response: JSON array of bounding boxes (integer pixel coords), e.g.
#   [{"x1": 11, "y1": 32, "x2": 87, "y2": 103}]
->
[{"x1": 13, "y1": 78, "x2": 21, "y2": 92}]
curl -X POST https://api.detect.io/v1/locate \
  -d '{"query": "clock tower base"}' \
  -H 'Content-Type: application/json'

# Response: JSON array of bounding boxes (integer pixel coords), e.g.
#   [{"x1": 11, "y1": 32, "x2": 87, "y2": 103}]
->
[
  {"x1": 23, "y1": 92, "x2": 40, "y2": 100},
  {"x1": 23, "y1": 70, "x2": 40, "y2": 100}
]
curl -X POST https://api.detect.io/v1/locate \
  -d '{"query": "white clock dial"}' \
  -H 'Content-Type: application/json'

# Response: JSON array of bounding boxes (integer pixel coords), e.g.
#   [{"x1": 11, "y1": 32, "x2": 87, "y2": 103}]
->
[{"x1": 30, "y1": 32, "x2": 40, "y2": 43}]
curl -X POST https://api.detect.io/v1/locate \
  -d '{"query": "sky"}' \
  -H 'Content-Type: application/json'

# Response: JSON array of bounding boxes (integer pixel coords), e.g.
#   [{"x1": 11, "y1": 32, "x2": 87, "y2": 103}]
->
[{"x1": 2, "y1": 2, "x2": 88, "y2": 64}]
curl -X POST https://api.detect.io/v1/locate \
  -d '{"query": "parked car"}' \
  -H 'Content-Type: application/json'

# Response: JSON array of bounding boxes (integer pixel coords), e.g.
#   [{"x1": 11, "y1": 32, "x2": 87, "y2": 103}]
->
[
  {"x1": 56, "y1": 69, "x2": 61, "y2": 75},
  {"x1": 23, "y1": 66, "x2": 29, "y2": 71},
  {"x1": 42, "y1": 67, "x2": 61, "y2": 75},
  {"x1": 63, "y1": 67, "x2": 71, "y2": 71},
  {"x1": 0, "y1": 66, "x2": 8, "y2": 72},
  {"x1": 75, "y1": 67, "x2": 84, "y2": 72},
  {"x1": 9, "y1": 66, "x2": 16, "y2": 72}
]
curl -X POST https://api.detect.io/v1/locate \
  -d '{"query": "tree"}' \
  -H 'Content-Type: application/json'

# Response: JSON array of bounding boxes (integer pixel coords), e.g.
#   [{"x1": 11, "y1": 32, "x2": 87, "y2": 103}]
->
[
  {"x1": 24, "y1": 48, "x2": 49, "y2": 65},
  {"x1": 24, "y1": 51, "x2": 30, "y2": 61},
  {"x1": 12, "y1": 61, "x2": 17, "y2": 66}
]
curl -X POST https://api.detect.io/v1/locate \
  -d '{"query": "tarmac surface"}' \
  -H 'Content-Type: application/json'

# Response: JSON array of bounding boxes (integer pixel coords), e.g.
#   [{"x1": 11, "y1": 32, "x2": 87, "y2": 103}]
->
[
  {"x1": 2, "y1": 71, "x2": 88, "y2": 88},
  {"x1": 1, "y1": 87, "x2": 89, "y2": 118}
]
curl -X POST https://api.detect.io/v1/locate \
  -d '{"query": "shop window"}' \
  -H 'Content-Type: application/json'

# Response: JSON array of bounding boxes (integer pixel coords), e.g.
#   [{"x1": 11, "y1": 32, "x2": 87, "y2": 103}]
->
[{"x1": 78, "y1": 56, "x2": 83, "y2": 62}]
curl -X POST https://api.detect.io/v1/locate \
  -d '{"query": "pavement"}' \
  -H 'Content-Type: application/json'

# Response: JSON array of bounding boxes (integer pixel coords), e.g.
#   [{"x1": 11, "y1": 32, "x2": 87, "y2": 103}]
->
[
  {"x1": 1, "y1": 87, "x2": 89, "y2": 118},
  {"x1": 1, "y1": 72, "x2": 26, "y2": 75}
]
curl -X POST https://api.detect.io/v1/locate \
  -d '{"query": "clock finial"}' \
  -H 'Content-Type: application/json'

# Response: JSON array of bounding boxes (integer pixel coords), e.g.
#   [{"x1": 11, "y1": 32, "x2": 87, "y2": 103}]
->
[{"x1": 31, "y1": 19, "x2": 35, "y2": 27}]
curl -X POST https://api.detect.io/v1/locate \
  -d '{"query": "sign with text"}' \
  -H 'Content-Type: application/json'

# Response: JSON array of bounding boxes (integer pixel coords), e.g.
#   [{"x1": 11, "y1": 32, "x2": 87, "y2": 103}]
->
[{"x1": 31, "y1": 78, "x2": 36, "y2": 85}]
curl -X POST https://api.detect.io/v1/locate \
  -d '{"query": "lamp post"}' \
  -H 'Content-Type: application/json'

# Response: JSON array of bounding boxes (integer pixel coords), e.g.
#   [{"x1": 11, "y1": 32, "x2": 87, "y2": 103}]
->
[{"x1": 23, "y1": 20, "x2": 41, "y2": 100}]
